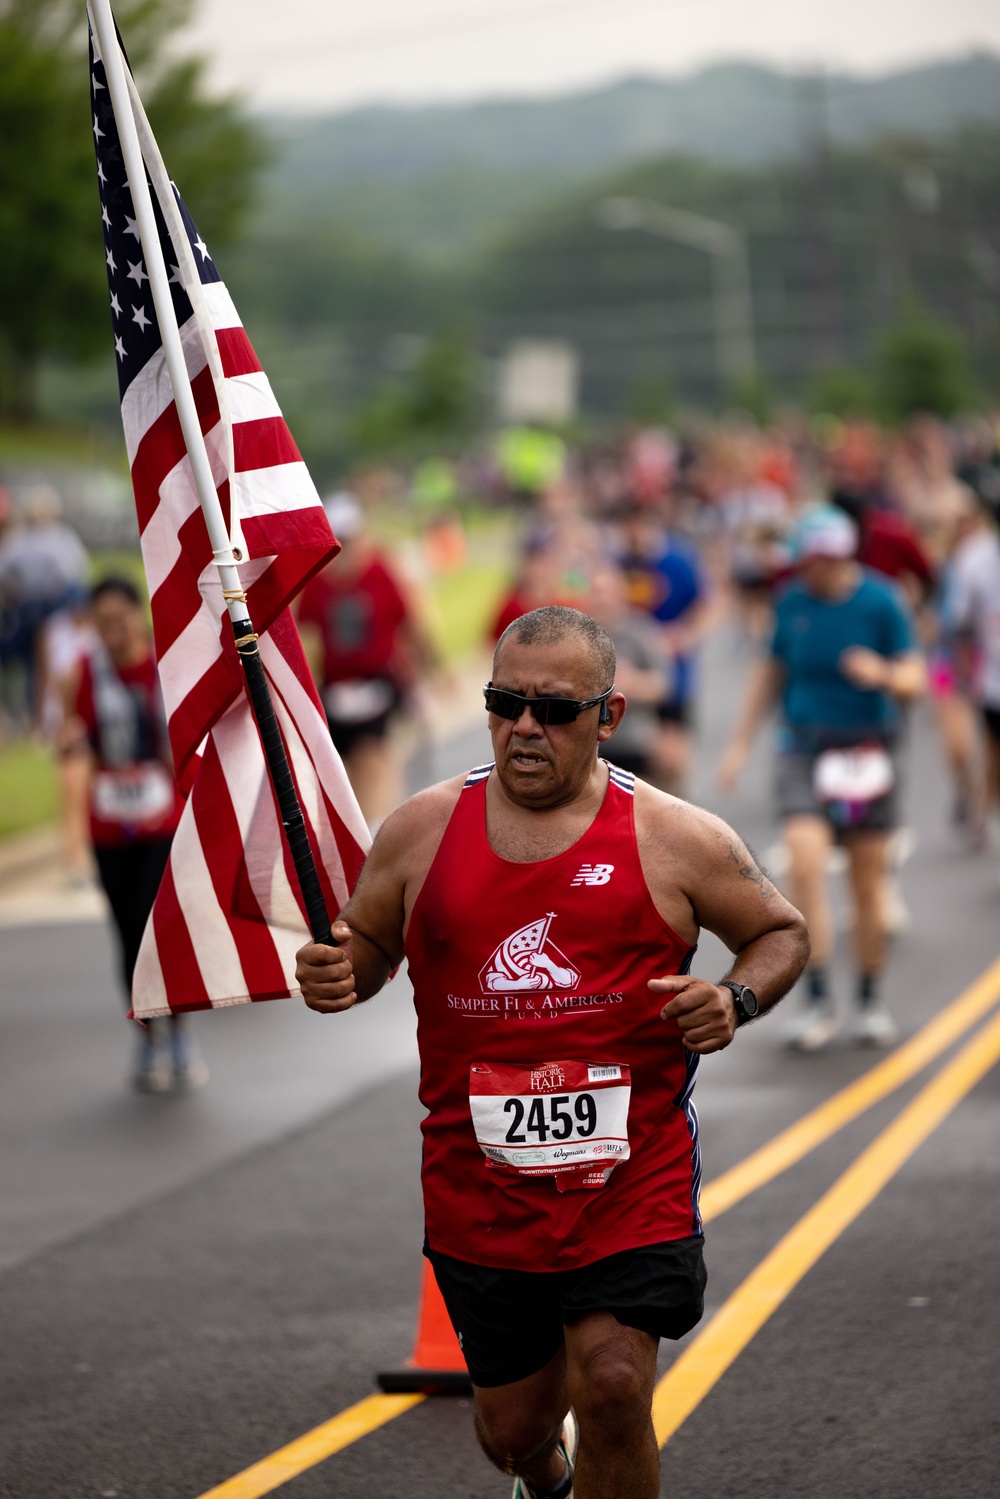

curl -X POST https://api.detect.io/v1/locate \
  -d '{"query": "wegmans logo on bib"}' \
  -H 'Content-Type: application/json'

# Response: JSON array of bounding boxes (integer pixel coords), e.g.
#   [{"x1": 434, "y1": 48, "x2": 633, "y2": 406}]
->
[{"x1": 469, "y1": 1060, "x2": 632, "y2": 1192}]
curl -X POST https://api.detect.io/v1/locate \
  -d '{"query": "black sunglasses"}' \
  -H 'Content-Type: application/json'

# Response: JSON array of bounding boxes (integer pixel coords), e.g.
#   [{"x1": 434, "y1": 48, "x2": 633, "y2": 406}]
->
[{"x1": 483, "y1": 682, "x2": 615, "y2": 725}]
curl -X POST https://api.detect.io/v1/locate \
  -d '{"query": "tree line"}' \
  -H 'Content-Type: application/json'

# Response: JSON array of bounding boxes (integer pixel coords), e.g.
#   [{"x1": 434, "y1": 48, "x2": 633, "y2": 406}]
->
[{"x1": 4, "y1": 2, "x2": 1000, "y2": 480}]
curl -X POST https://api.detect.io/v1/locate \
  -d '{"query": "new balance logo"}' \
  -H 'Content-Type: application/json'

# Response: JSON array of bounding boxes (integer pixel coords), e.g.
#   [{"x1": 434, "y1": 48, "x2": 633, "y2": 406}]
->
[{"x1": 571, "y1": 863, "x2": 614, "y2": 887}]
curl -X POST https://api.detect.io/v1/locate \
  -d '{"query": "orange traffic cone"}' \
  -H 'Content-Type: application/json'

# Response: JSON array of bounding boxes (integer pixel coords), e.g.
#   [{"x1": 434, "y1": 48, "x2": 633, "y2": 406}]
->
[{"x1": 376, "y1": 1259, "x2": 472, "y2": 1394}]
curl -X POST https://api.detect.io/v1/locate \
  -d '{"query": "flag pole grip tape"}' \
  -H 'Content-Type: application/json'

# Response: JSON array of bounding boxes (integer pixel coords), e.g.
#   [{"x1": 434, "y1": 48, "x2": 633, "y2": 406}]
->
[{"x1": 232, "y1": 615, "x2": 334, "y2": 946}]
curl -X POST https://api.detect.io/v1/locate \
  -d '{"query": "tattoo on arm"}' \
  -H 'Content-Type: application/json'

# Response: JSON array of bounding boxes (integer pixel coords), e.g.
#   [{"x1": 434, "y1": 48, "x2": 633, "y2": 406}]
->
[{"x1": 727, "y1": 842, "x2": 773, "y2": 902}]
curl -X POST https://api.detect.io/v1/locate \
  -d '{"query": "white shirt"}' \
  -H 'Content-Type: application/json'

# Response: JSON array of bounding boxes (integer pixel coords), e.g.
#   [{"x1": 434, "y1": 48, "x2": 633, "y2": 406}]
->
[{"x1": 950, "y1": 528, "x2": 1000, "y2": 707}]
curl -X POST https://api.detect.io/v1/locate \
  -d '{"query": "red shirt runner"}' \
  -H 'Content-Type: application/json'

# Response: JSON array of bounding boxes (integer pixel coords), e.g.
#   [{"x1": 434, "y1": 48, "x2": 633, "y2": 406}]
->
[
  {"x1": 405, "y1": 763, "x2": 702, "y2": 1271},
  {"x1": 75, "y1": 652, "x2": 184, "y2": 848},
  {"x1": 297, "y1": 557, "x2": 410, "y2": 685}
]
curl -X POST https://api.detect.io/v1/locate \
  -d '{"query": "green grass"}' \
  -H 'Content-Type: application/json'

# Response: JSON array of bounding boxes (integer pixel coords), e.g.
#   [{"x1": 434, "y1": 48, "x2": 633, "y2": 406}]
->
[
  {"x1": 0, "y1": 421, "x2": 125, "y2": 471},
  {"x1": 0, "y1": 741, "x2": 59, "y2": 841},
  {"x1": 426, "y1": 558, "x2": 511, "y2": 660}
]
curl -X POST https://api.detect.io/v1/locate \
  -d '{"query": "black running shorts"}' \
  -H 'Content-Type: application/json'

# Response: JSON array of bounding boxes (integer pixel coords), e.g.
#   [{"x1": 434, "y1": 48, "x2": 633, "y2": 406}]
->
[{"x1": 425, "y1": 1236, "x2": 707, "y2": 1388}]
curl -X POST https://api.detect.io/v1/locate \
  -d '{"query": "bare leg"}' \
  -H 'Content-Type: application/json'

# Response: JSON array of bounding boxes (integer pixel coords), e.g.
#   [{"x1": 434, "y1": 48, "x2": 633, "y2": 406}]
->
[
  {"x1": 343, "y1": 735, "x2": 402, "y2": 829},
  {"x1": 845, "y1": 832, "x2": 892, "y2": 977},
  {"x1": 565, "y1": 1313, "x2": 660, "y2": 1499},
  {"x1": 784, "y1": 814, "x2": 834, "y2": 967},
  {"x1": 933, "y1": 692, "x2": 982, "y2": 828},
  {"x1": 473, "y1": 1312, "x2": 660, "y2": 1499},
  {"x1": 652, "y1": 722, "x2": 692, "y2": 796},
  {"x1": 985, "y1": 728, "x2": 1000, "y2": 822},
  {"x1": 473, "y1": 1345, "x2": 570, "y2": 1492},
  {"x1": 57, "y1": 751, "x2": 91, "y2": 879}
]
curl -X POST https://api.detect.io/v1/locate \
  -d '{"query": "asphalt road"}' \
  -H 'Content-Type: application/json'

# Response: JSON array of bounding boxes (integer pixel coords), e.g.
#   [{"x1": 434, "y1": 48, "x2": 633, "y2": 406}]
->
[{"x1": 3, "y1": 628, "x2": 1000, "y2": 1499}]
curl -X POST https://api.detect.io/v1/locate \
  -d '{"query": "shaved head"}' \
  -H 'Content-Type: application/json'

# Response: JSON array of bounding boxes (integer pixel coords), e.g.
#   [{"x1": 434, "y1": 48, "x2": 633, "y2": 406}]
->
[{"x1": 494, "y1": 606, "x2": 616, "y2": 695}]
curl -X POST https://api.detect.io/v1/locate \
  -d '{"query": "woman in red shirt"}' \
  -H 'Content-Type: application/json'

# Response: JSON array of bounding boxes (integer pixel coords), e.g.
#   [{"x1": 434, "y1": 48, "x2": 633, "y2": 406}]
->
[
  {"x1": 298, "y1": 494, "x2": 435, "y2": 828},
  {"x1": 62, "y1": 577, "x2": 202, "y2": 1093}
]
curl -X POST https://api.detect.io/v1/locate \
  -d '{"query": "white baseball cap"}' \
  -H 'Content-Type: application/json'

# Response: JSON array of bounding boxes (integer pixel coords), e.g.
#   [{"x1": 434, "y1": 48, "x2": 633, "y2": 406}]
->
[
  {"x1": 323, "y1": 491, "x2": 363, "y2": 540},
  {"x1": 791, "y1": 505, "x2": 858, "y2": 561}
]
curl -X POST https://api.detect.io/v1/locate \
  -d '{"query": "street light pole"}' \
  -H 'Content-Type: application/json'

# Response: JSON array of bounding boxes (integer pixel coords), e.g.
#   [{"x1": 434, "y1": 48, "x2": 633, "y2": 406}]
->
[{"x1": 597, "y1": 195, "x2": 757, "y2": 395}]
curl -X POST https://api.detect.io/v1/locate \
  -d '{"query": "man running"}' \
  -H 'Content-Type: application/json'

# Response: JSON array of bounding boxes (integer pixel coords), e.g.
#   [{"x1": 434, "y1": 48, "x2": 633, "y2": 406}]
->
[{"x1": 296, "y1": 606, "x2": 808, "y2": 1499}]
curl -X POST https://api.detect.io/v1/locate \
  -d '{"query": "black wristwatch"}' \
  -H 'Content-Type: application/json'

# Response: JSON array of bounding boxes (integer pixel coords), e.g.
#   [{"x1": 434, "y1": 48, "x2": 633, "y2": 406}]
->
[{"x1": 720, "y1": 981, "x2": 759, "y2": 1027}]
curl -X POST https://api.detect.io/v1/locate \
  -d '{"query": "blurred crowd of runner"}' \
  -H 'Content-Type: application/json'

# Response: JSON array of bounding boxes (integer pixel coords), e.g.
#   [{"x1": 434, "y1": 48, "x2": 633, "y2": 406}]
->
[
  {"x1": 3, "y1": 409, "x2": 1000, "y2": 1079},
  {"x1": 473, "y1": 414, "x2": 1000, "y2": 1049}
]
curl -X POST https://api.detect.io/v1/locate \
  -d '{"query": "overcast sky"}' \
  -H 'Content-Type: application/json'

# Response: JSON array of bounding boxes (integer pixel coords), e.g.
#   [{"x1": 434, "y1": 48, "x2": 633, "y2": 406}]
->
[{"x1": 178, "y1": 0, "x2": 1000, "y2": 113}]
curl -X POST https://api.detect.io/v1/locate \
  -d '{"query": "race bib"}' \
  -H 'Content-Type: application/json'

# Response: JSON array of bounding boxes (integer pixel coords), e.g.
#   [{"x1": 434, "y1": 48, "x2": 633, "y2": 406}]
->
[
  {"x1": 469, "y1": 1060, "x2": 631, "y2": 1192},
  {"x1": 813, "y1": 745, "x2": 894, "y2": 805},
  {"x1": 92, "y1": 762, "x2": 174, "y2": 827},
  {"x1": 322, "y1": 679, "x2": 395, "y2": 724}
]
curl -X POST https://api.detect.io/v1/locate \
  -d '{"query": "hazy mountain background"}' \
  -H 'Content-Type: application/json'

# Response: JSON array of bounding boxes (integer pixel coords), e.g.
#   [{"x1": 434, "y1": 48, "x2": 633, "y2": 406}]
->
[
  {"x1": 34, "y1": 50, "x2": 1000, "y2": 478},
  {"x1": 258, "y1": 53, "x2": 1000, "y2": 254}
]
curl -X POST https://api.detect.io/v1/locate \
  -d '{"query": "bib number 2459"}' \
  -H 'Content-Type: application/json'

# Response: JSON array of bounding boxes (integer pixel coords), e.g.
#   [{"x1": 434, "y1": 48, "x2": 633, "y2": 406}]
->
[
  {"x1": 469, "y1": 1060, "x2": 631, "y2": 1188},
  {"x1": 503, "y1": 1090, "x2": 597, "y2": 1142}
]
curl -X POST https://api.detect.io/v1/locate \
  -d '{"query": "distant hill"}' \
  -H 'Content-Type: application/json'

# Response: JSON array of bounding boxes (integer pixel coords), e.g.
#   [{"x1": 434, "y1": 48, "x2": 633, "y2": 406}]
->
[
  {"x1": 266, "y1": 52, "x2": 1000, "y2": 184},
  {"x1": 256, "y1": 52, "x2": 1000, "y2": 256}
]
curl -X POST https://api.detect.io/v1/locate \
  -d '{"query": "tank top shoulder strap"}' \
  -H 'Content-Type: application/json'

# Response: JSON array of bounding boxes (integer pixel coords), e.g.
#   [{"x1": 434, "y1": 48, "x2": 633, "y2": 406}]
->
[
  {"x1": 604, "y1": 762, "x2": 635, "y2": 798},
  {"x1": 461, "y1": 760, "x2": 634, "y2": 798}
]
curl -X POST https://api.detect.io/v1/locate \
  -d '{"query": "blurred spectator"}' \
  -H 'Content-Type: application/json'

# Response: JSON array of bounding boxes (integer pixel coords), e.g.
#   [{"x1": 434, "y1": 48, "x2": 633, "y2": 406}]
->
[
  {"x1": 922, "y1": 498, "x2": 988, "y2": 837},
  {"x1": 412, "y1": 457, "x2": 468, "y2": 575},
  {"x1": 624, "y1": 426, "x2": 677, "y2": 504},
  {"x1": 527, "y1": 478, "x2": 603, "y2": 599},
  {"x1": 948, "y1": 488, "x2": 1000, "y2": 844},
  {"x1": 715, "y1": 434, "x2": 793, "y2": 641},
  {"x1": 61, "y1": 577, "x2": 202, "y2": 1093},
  {"x1": 297, "y1": 493, "x2": 436, "y2": 830},
  {"x1": 827, "y1": 420, "x2": 889, "y2": 513},
  {"x1": 889, "y1": 416, "x2": 976, "y2": 565},
  {"x1": 490, "y1": 539, "x2": 568, "y2": 643},
  {"x1": 830, "y1": 450, "x2": 936, "y2": 610},
  {"x1": 495, "y1": 425, "x2": 566, "y2": 504},
  {"x1": 38, "y1": 597, "x2": 97, "y2": 883},
  {"x1": 585, "y1": 562, "x2": 673, "y2": 782},
  {"x1": 0, "y1": 484, "x2": 89, "y2": 723},
  {"x1": 615, "y1": 501, "x2": 709, "y2": 793}
]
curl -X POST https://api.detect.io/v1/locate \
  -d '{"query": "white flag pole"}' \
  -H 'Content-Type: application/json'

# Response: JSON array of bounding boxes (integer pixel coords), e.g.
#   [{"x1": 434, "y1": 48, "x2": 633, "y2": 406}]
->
[
  {"x1": 88, "y1": 0, "x2": 337, "y2": 948},
  {"x1": 88, "y1": 0, "x2": 242, "y2": 604}
]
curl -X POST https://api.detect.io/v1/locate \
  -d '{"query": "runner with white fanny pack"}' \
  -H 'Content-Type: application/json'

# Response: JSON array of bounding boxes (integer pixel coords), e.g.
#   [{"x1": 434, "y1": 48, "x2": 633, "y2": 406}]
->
[{"x1": 719, "y1": 505, "x2": 927, "y2": 1052}]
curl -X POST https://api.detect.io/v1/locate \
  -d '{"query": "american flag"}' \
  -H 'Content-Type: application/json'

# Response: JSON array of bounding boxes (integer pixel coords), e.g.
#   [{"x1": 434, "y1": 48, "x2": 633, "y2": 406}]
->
[{"x1": 88, "y1": 15, "x2": 369, "y2": 1018}]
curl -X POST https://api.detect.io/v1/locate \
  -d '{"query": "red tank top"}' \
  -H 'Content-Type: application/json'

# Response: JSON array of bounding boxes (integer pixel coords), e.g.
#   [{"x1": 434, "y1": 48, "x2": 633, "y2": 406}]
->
[{"x1": 405, "y1": 762, "x2": 702, "y2": 1270}]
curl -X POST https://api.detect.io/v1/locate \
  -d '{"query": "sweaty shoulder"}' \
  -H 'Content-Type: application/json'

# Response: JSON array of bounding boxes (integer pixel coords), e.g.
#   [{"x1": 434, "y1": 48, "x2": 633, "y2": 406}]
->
[
  {"x1": 632, "y1": 777, "x2": 739, "y2": 875},
  {"x1": 342, "y1": 773, "x2": 468, "y2": 954},
  {"x1": 375, "y1": 773, "x2": 465, "y2": 870},
  {"x1": 631, "y1": 779, "x2": 773, "y2": 944},
  {"x1": 376, "y1": 773, "x2": 471, "y2": 918}
]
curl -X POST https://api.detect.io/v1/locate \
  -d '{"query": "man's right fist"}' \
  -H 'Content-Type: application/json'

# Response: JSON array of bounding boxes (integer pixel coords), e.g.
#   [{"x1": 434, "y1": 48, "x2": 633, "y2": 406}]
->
[{"x1": 296, "y1": 920, "x2": 358, "y2": 1013}]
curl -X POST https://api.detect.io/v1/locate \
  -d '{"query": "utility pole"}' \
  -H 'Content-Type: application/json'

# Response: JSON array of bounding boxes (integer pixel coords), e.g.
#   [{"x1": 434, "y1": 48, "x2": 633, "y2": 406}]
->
[
  {"x1": 798, "y1": 68, "x2": 842, "y2": 368},
  {"x1": 597, "y1": 196, "x2": 757, "y2": 399}
]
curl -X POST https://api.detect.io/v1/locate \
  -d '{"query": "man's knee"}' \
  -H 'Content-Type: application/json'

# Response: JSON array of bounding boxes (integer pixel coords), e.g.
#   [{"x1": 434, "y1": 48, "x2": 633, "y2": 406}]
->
[
  {"x1": 474, "y1": 1398, "x2": 562, "y2": 1474},
  {"x1": 570, "y1": 1343, "x2": 654, "y2": 1443}
]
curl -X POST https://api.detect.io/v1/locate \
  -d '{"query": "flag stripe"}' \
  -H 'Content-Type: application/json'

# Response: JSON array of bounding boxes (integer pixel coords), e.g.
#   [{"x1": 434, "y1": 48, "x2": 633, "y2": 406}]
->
[
  {"x1": 150, "y1": 860, "x2": 213, "y2": 1012},
  {"x1": 216, "y1": 704, "x2": 305, "y2": 934},
  {"x1": 169, "y1": 801, "x2": 250, "y2": 1002},
  {"x1": 235, "y1": 463, "x2": 328, "y2": 523},
  {"x1": 233, "y1": 416, "x2": 303, "y2": 474},
  {"x1": 133, "y1": 366, "x2": 221, "y2": 534},
  {"x1": 217, "y1": 325, "x2": 263, "y2": 378},
  {"x1": 226, "y1": 371, "x2": 284, "y2": 426}
]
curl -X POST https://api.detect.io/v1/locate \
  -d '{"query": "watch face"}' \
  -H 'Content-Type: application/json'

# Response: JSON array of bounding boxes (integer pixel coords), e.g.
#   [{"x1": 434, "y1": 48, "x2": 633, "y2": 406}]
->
[{"x1": 741, "y1": 987, "x2": 759, "y2": 1018}]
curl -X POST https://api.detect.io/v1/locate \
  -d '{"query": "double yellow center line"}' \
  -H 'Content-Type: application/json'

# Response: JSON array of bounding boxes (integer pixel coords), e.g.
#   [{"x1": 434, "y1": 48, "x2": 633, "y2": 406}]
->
[{"x1": 197, "y1": 953, "x2": 1000, "y2": 1499}]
